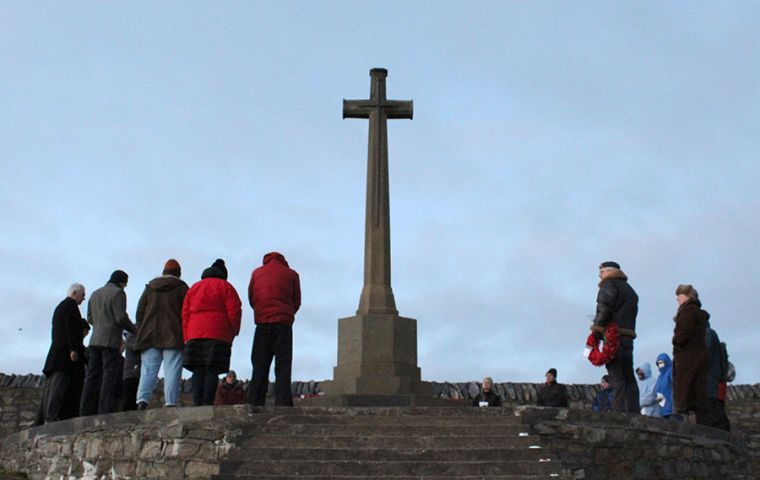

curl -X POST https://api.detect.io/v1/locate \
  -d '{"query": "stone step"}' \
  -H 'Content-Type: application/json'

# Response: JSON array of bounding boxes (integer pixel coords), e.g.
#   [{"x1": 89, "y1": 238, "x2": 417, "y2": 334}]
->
[
  {"x1": 219, "y1": 460, "x2": 562, "y2": 477},
  {"x1": 239, "y1": 435, "x2": 540, "y2": 450},
  {"x1": 213, "y1": 476, "x2": 572, "y2": 480},
  {"x1": 246, "y1": 407, "x2": 525, "y2": 418},
  {"x1": 244, "y1": 413, "x2": 523, "y2": 426},
  {"x1": 237, "y1": 424, "x2": 528, "y2": 437},
  {"x1": 226, "y1": 447, "x2": 556, "y2": 462}
]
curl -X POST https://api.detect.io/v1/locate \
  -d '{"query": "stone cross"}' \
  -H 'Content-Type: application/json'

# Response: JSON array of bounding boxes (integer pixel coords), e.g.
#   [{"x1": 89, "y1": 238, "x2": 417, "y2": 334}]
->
[{"x1": 343, "y1": 68, "x2": 413, "y2": 316}]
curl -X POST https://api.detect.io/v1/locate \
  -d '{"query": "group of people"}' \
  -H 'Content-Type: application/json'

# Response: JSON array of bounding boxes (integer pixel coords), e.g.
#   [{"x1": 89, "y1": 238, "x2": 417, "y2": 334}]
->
[
  {"x1": 40, "y1": 253, "x2": 301, "y2": 423},
  {"x1": 475, "y1": 261, "x2": 732, "y2": 433},
  {"x1": 586, "y1": 262, "x2": 731, "y2": 431},
  {"x1": 42, "y1": 256, "x2": 732, "y2": 433}
]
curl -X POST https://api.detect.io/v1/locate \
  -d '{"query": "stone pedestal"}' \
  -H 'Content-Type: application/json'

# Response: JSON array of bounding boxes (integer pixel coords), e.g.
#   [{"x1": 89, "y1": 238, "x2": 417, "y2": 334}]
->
[{"x1": 321, "y1": 314, "x2": 431, "y2": 397}]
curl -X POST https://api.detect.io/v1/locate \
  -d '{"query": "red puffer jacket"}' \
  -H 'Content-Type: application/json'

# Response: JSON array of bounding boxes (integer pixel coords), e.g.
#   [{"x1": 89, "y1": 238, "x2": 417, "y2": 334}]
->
[
  {"x1": 182, "y1": 277, "x2": 242, "y2": 344},
  {"x1": 248, "y1": 252, "x2": 301, "y2": 325}
]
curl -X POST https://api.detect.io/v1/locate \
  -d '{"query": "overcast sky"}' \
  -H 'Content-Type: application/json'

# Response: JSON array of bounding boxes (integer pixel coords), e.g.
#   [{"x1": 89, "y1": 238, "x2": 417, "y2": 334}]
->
[{"x1": 1, "y1": 3, "x2": 758, "y2": 385}]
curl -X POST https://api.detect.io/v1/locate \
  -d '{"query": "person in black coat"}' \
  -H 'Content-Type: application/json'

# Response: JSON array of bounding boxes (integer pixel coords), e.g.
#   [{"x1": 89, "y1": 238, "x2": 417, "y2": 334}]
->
[
  {"x1": 472, "y1": 377, "x2": 502, "y2": 407},
  {"x1": 590, "y1": 261, "x2": 640, "y2": 413},
  {"x1": 537, "y1": 368, "x2": 569, "y2": 407},
  {"x1": 42, "y1": 283, "x2": 88, "y2": 423}
]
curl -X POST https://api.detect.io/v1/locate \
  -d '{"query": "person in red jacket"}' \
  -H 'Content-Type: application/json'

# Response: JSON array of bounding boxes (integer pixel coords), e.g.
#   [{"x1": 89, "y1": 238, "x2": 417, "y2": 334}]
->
[
  {"x1": 182, "y1": 259, "x2": 242, "y2": 406},
  {"x1": 247, "y1": 252, "x2": 301, "y2": 406}
]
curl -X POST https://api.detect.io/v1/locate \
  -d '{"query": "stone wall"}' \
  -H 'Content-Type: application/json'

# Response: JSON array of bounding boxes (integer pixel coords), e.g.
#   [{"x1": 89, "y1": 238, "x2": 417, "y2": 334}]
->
[
  {"x1": 2, "y1": 405, "x2": 753, "y2": 480},
  {"x1": 518, "y1": 406, "x2": 752, "y2": 479},
  {"x1": 2, "y1": 407, "x2": 243, "y2": 479},
  {"x1": 3, "y1": 373, "x2": 760, "y2": 438}
]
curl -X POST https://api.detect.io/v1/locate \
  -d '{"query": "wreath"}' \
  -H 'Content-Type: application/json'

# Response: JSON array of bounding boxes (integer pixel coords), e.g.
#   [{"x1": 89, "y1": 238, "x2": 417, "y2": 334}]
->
[{"x1": 585, "y1": 323, "x2": 620, "y2": 366}]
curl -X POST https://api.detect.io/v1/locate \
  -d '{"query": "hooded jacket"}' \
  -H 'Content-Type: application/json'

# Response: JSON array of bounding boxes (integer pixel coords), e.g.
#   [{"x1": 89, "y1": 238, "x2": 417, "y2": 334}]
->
[
  {"x1": 248, "y1": 252, "x2": 301, "y2": 325},
  {"x1": 134, "y1": 275, "x2": 189, "y2": 351},
  {"x1": 182, "y1": 268, "x2": 242, "y2": 344},
  {"x1": 672, "y1": 298, "x2": 708, "y2": 413},
  {"x1": 637, "y1": 362, "x2": 660, "y2": 416},
  {"x1": 654, "y1": 353, "x2": 674, "y2": 417}
]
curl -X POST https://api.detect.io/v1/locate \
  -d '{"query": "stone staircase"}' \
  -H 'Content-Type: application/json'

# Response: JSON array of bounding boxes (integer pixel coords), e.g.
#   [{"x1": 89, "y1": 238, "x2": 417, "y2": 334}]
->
[{"x1": 212, "y1": 407, "x2": 571, "y2": 480}]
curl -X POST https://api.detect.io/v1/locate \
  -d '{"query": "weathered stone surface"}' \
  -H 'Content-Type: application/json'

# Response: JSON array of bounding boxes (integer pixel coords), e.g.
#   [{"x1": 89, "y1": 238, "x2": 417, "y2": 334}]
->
[{"x1": 184, "y1": 460, "x2": 219, "y2": 478}]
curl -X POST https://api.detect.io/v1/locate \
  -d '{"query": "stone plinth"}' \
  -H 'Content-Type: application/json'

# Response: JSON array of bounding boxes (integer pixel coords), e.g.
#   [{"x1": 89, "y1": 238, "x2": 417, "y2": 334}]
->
[{"x1": 320, "y1": 314, "x2": 431, "y2": 398}]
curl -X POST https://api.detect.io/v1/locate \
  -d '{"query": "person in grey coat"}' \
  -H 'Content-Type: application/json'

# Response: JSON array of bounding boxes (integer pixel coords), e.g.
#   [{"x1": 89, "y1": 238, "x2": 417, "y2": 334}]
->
[{"x1": 80, "y1": 270, "x2": 137, "y2": 416}]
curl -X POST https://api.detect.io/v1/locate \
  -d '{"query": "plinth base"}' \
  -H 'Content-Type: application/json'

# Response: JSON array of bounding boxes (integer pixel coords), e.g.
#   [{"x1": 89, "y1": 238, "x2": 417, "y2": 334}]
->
[{"x1": 323, "y1": 313, "x2": 427, "y2": 396}]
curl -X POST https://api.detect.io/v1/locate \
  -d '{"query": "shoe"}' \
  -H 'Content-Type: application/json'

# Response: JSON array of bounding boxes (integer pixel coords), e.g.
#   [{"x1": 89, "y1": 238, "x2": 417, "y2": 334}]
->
[{"x1": 136, "y1": 401, "x2": 147, "y2": 411}]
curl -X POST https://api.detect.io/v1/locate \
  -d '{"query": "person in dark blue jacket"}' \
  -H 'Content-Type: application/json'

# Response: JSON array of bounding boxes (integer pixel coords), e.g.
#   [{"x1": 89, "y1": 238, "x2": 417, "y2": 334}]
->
[
  {"x1": 654, "y1": 353, "x2": 677, "y2": 419},
  {"x1": 592, "y1": 375, "x2": 614, "y2": 412}
]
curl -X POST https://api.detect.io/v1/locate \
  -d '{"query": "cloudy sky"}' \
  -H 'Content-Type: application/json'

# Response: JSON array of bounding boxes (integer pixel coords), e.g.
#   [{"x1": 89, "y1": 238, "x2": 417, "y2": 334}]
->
[{"x1": 1, "y1": 3, "x2": 758, "y2": 385}]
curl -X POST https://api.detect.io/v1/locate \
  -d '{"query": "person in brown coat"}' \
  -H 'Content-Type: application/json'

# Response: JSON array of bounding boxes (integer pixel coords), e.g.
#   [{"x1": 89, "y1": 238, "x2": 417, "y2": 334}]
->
[
  {"x1": 672, "y1": 284, "x2": 709, "y2": 416},
  {"x1": 134, "y1": 259, "x2": 189, "y2": 409},
  {"x1": 214, "y1": 370, "x2": 247, "y2": 405}
]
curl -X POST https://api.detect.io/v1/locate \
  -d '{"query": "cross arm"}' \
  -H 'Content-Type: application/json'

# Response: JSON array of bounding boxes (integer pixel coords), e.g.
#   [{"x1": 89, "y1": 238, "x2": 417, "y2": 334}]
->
[
  {"x1": 384, "y1": 100, "x2": 413, "y2": 120},
  {"x1": 343, "y1": 99, "x2": 372, "y2": 119}
]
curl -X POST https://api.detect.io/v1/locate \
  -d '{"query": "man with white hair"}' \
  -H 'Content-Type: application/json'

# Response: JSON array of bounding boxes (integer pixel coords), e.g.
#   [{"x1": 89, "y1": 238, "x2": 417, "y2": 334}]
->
[{"x1": 42, "y1": 283, "x2": 88, "y2": 422}]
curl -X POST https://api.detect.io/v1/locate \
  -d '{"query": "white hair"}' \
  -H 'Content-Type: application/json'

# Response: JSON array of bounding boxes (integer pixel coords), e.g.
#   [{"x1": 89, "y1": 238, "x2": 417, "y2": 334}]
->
[{"x1": 67, "y1": 283, "x2": 85, "y2": 297}]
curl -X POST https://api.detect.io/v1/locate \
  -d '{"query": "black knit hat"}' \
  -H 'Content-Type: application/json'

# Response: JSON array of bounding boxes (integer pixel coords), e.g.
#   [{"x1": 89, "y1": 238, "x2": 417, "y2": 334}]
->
[
  {"x1": 212, "y1": 258, "x2": 227, "y2": 279},
  {"x1": 599, "y1": 261, "x2": 621, "y2": 270},
  {"x1": 109, "y1": 270, "x2": 129, "y2": 285},
  {"x1": 546, "y1": 368, "x2": 557, "y2": 378},
  {"x1": 201, "y1": 258, "x2": 228, "y2": 281}
]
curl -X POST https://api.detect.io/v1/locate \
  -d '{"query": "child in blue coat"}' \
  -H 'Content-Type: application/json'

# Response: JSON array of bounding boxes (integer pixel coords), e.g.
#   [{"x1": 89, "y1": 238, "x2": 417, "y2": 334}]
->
[{"x1": 655, "y1": 353, "x2": 676, "y2": 418}]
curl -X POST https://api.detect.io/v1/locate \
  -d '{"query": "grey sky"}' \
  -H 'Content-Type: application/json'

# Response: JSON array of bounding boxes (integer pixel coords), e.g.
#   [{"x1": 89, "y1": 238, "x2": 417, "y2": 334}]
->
[{"x1": 1, "y1": 3, "x2": 758, "y2": 384}]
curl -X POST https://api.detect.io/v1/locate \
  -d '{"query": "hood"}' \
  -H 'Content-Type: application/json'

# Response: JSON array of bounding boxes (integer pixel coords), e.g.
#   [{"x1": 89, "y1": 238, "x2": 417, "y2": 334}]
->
[
  {"x1": 656, "y1": 353, "x2": 672, "y2": 371},
  {"x1": 263, "y1": 252, "x2": 289, "y2": 267},
  {"x1": 148, "y1": 275, "x2": 186, "y2": 292},
  {"x1": 637, "y1": 362, "x2": 652, "y2": 379}
]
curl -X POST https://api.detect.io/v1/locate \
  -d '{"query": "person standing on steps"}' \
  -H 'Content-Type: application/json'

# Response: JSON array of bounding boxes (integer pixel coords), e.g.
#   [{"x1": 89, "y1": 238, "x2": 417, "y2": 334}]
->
[
  {"x1": 247, "y1": 252, "x2": 301, "y2": 407},
  {"x1": 590, "y1": 261, "x2": 640, "y2": 413},
  {"x1": 80, "y1": 270, "x2": 136, "y2": 416},
  {"x1": 182, "y1": 259, "x2": 242, "y2": 406},
  {"x1": 42, "y1": 283, "x2": 88, "y2": 423},
  {"x1": 134, "y1": 259, "x2": 189, "y2": 410}
]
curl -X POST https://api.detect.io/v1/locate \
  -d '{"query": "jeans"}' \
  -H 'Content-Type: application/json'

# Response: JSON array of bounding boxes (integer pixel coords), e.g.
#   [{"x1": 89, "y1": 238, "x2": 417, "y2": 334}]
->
[
  {"x1": 137, "y1": 348, "x2": 183, "y2": 406},
  {"x1": 606, "y1": 344, "x2": 640, "y2": 413},
  {"x1": 80, "y1": 346, "x2": 121, "y2": 416},
  {"x1": 248, "y1": 323, "x2": 293, "y2": 406},
  {"x1": 191, "y1": 367, "x2": 221, "y2": 406}
]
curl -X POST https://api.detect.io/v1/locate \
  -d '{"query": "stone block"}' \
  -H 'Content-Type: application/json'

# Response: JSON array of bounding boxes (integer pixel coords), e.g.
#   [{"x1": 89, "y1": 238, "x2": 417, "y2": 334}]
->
[
  {"x1": 144, "y1": 460, "x2": 185, "y2": 480},
  {"x1": 113, "y1": 460, "x2": 136, "y2": 477},
  {"x1": 139, "y1": 440, "x2": 163, "y2": 460},
  {"x1": 185, "y1": 461, "x2": 220, "y2": 478}
]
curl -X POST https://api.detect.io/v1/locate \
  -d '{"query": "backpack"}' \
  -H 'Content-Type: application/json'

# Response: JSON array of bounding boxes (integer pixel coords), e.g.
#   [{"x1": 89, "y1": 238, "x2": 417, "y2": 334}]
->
[{"x1": 719, "y1": 342, "x2": 736, "y2": 383}]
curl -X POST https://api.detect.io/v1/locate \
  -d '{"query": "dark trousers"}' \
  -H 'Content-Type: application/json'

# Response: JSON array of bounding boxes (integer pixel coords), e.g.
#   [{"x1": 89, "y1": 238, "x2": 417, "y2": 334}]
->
[
  {"x1": 606, "y1": 345, "x2": 640, "y2": 413},
  {"x1": 248, "y1": 323, "x2": 293, "y2": 406},
  {"x1": 191, "y1": 367, "x2": 220, "y2": 406},
  {"x1": 121, "y1": 377, "x2": 139, "y2": 411},
  {"x1": 696, "y1": 398, "x2": 731, "y2": 431},
  {"x1": 45, "y1": 372, "x2": 71, "y2": 422},
  {"x1": 80, "y1": 346, "x2": 121, "y2": 416}
]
